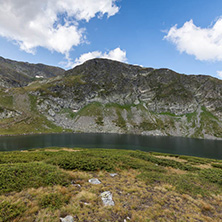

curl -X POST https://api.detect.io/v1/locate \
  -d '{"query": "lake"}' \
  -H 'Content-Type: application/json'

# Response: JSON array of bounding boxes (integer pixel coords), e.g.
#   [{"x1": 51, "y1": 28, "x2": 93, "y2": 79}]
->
[{"x1": 0, "y1": 133, "x2": 222, "y2": 159}]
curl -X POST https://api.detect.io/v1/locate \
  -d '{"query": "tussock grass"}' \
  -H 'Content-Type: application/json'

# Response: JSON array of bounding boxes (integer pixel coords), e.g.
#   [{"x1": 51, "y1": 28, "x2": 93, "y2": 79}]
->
[{"x1": 0, "y1": 200, "x2": 26, "y2": 222}]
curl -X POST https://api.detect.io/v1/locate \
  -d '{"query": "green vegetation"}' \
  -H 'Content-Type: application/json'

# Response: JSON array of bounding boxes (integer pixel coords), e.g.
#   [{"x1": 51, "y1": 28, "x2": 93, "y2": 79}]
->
[
  {"x1": 158, "y1": 112, "x2": 178, "y2": 117},
  {"x1": 95, "y1": 115, "x2": 104, "y2": 126},
  {"x1": 105, "y1": 103, "x2": 136, "y2": 110},
  {"x1": 0, "y1": 148, "x2": 222, "y2": 221},
  {"x1": 212, "y1": 163, "x2": 222, "y2": 169},
  {"x1": 0, "y1": 148, "x2": 221, "y2": 193},
  {"x1": 0, "y1": 150, "x2": 60, "y2": 164},
  {"x1": 151, "y1": 152, "x2": 220, "y2": 165},
  {"x1": 0, "y1": 162, "x2": 70, "y2": 194},
  {"x1": 76, "y1": 102, "x2": 103, "y2": 117},
  {"x1": 186, "y1": 111, "x2": 197, "y2": 122},
  {"x1": 0, "y1": 90, "x2": 13, "y2": 109},
  {"x1": 129, "y1": 151, "x2": 198, "y2": 172},
  {"x1": 201, "y1": 106, "x2": 218, "y2": 120},
  {"x1": 139, "y1": 120, "x2": 159, "y2": 131},
  {"x1": 155, "y1": 79, "x2": 192, "y2": 101},
  {"x1": 200, "y1": 168, "x2": 222, "y2": 185},
  {"x1": 63, "y1": 75, "x2": 85, "y2": 87},
  {"x1": 192, "y1": 106, "x2": 222, "y2": 138},
  {"x1": 137, "y1": 171, "x2": 214, "y2": 196},
  {"x1": 0, "y1": 114, "x2": 64, "y2": 135},
  {"x1": 0, "y1": 88, "x2": 68, "y2": 135},
  {"x1": 113, "y1": 109, "x2": 127, "y2": 129},
  {"x1": 28, "y1": 94, "x2": 38, "y2": 112},
  {"x1": 25, "y1": 75, "x2": 84, "y2": 97},
  {"x1": 38, "y1": 192, "x2": 70, "y2": 210},
  {"x1": 0, "y1": 201, "x2": 26, "y2": 222},
  {"x1": 154, "y1": 106, "x2": 222, "y2": 139}
]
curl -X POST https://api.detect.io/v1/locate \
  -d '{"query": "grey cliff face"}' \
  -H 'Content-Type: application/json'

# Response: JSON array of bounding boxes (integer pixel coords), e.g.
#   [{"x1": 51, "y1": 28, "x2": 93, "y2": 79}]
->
[{"x1": 36, "y1": 59, "x2": 222, "y2": 115}]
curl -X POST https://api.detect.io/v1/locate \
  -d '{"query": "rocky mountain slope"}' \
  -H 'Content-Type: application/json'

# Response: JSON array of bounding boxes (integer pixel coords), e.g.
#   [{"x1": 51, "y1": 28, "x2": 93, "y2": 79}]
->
[
  {"x1": 0, "y1": 56, "x2": 65, "y2": 88},
  {"x1": 0, "y1": 58, "x2": 222, "y2": 139}
]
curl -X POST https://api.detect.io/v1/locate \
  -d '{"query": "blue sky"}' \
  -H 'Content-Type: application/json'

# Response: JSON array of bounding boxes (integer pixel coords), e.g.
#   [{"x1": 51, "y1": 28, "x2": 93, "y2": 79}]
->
[{"x1": 1, "y1": 0, "x2": 222, "y2": 78}]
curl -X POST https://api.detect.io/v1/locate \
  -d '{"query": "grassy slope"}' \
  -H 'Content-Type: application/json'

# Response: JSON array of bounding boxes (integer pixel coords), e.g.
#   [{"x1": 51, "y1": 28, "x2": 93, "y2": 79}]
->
[
  {"x1": 0, "y1": 148, "x2": 222, "y2": 222},
  {"x1": 0, "y1": 88, "x2": 65, "y2": 135}
]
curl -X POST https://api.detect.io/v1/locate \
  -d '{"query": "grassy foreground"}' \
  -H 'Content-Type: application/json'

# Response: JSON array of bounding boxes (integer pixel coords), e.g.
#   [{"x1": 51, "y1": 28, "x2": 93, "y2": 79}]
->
[{"x1": 0, "y1": 148, "x2": 222, "y2": 222}]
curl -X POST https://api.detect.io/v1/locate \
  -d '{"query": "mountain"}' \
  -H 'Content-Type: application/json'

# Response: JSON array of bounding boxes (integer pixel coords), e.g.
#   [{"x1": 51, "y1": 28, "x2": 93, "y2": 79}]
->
[
  {"x1": 0, "y1": 56, "x2": 65, "y2": 88},
  {"x1": 0, "y1": 58, "x2": 222, "y2": 139}
]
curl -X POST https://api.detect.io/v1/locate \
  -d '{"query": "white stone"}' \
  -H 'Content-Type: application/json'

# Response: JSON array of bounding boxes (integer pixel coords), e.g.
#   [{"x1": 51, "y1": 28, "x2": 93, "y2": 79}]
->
[
  {"x1": 100, "y1": 191, "x2": 115, "y2": 206},
  {"x1": 89, "y1": 178, "x2": 101, "y2": 184},
  {"x1": 60, "y1": 215, "x2": 74, "y2": 222},
  {"x1": 48, "y1": 109, "x2": 55, "y2": 117},
  {"x1": 110, "y1": 173, "x2": 118, "y2": 177}
]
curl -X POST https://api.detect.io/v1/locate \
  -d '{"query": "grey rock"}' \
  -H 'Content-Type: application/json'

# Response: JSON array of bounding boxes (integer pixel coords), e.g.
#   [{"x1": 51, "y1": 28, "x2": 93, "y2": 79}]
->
[
  {"x1": 100, "y1": 191, "x2": 115, "y2": 206},
  {"x1": 110, "y1": 173, "x2": 118, "y2": 177},
  {"x1": 89, "y1": 178, "x2": 101, "y2": 184},
  {"x1": 48, "y1": 109, "x2": 55, "y2": 117},
  {"x1": 60, "y1": 215, "x2": 74, "y2": 222},
  {"x1": 0, "y1": 109, "x2": 20, "y2": 119}
]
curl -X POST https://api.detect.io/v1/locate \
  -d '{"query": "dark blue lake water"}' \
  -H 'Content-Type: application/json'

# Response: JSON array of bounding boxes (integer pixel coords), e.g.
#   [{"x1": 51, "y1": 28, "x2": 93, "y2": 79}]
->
[{"x1": 0, "y1": 133, "x2": 222, "y2": 159}]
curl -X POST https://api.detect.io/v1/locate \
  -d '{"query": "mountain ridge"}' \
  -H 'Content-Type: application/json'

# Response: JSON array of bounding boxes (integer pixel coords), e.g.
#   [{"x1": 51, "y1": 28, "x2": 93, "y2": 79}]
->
[
  {"x1": 0, "y1": 57, "x2": 222, "y2": 139},
  {"x1": 0, "y1": 56, "x2": 65, "y2": 88}
]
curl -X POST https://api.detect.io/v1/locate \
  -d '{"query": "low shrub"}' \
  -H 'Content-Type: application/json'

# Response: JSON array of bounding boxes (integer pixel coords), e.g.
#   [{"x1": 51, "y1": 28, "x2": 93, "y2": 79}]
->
[
  {"x1": 0, "y1": 162, "x2": 70, "y2": 194},
  {"x1": 45, "y1": 149, "x2": 166, "y2": 172},
  {"x1": 199, "y1": 168, "x2": 222, "y2": 185},
  {"x1": 46, "y1": 152, "x2": 114, "y2": 171},
  {"x1": 212, "y1": 163, "x2": 222, "y2": 169},
  {"x1": 0, "y1": 151, "x2": 59, "y2": 164}
]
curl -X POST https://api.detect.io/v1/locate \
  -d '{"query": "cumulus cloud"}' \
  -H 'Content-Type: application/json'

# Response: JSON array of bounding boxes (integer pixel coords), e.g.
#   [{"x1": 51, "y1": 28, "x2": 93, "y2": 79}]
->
[
  {"x1": 165, "y1": 18, "x2": 222, "y2": 61},
  {"x1": 217, "y1": 71, "x2": 222, "y2": 79},
  {"x1": 73, "y1": 47, "x2": 127, "y2": 67},
  {"x1": 0, "y1": 0, "x2": 119, "y2": 55}
]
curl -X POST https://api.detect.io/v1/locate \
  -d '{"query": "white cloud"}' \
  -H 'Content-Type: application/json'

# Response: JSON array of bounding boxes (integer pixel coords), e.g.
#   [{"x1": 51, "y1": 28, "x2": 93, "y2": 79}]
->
[
  {"x1": 0, "y1": 0, "x2": 119, "y2": 55},
  {"x1": 165, "y1": 18, "x2": 222, "y2": 61},
  {"x1": 217, "y1": 71, "x2": 222, "y2": 79},
  {"x1": 73, "y1": 47, "x2": 127, "y2": 67}
]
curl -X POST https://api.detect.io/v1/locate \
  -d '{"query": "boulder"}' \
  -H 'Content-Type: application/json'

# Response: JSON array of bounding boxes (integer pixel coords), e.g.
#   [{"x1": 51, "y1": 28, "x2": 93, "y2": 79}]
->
[
  {"x1": 89, "y1": 178, "x2": 101, "y2": 184},
  {"x1": 100, "y1": 191, "x2": 115, "y2": 206}
]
